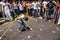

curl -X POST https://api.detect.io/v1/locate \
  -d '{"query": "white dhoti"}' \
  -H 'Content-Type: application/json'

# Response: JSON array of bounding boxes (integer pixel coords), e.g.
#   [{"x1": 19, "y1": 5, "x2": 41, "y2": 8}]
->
[{"x1": 4, "y1": 8, "x2": 12, "y2": 21}]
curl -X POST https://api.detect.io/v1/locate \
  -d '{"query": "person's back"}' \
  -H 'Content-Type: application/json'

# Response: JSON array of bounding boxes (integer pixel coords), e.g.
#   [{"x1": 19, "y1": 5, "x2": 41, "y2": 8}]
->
[
  {"x1": 47, "y1": 1, "x2": 55, "y2": 9},
  {"x1": 46, "y1": 0, "x2": 56, "y2": 20}
]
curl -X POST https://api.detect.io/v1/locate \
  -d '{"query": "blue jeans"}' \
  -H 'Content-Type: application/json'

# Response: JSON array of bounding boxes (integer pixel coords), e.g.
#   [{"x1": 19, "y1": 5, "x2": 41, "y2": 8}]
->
[
  {"x1": 46, "y1": 9, "x2": 54, "y2": 19},
  {"x1": 18, "y1": 20, "x2": 26, "y2": 30},
  {"x1": 33, "y1": 9, "x2": 38, "y2": 17},
  {"x1": 54, "y1": 11, "x2": 59, "y2": 22}
]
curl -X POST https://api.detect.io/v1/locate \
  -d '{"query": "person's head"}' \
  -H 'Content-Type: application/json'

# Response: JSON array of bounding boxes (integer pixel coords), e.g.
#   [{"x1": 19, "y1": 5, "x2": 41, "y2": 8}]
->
[{"x1": 24, "y1": 17, "x2": 28, "y2": 21}]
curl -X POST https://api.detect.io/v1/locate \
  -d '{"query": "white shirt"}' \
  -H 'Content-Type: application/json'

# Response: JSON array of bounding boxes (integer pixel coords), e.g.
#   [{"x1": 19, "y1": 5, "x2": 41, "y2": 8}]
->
[
  {"x1": 0, "y1": 2, "x2": 5, "y2": 6},
  {"x1": 13, "y1": 2, "x2": 17, "y2": 9},
  {"x1": 18, "y1": 3, "x2": 24, "y2": 10},
  {"x1": 43, "y1": 1, "x2": 48, "y2": 8},
  {"x1": 4, "y1": 2, "x2": 10, "y2": 10},
  {"x1": 32, "y1": 2, "x2": 37, "y2": 9},
  {"x1": 0, "y1": 2, "x2": 10, "y2": 10},
  {"x1": 36, "y1": 1, "x2": 41, "y2": 9}
]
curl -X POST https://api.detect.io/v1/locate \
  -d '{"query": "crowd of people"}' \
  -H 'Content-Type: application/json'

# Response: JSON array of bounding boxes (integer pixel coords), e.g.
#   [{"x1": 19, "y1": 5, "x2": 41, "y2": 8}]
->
[{"x1": 0, "y1": 0, "x2": 60, "y2": 26}]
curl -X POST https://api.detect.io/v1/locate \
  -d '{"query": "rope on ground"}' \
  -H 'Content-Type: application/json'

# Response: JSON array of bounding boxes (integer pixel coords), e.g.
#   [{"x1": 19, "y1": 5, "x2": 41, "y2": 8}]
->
[{"x1": 1, "y1": 22, "x2": 12, "y2": 31}]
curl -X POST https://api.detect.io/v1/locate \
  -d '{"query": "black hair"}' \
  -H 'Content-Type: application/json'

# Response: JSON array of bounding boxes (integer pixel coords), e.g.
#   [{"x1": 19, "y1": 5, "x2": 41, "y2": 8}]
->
[{"x1": 24, "y1": 17, "x2": 28, "y2": 21}]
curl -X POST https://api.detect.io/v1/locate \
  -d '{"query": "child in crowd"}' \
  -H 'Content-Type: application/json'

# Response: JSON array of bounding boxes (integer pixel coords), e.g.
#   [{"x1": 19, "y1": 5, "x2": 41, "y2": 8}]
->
[{"x1": 17, "y1": 14, "x2": 32, "y2": 32}]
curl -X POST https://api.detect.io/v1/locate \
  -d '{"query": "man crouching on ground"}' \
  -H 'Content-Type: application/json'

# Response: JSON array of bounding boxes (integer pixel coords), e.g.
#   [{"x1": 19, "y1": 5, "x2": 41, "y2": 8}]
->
[{"x1": 17, "y1": 14, "x2": 32, "y2": 32}]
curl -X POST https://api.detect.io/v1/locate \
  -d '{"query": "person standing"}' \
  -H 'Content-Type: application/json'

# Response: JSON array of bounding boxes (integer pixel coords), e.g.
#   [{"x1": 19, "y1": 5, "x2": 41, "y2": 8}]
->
[
  {"x1": 32, "y1": 1, "x2": 38, "y2": 17},
  {"x1": 18, "y1": 2, "x2": 25, "y2": 14},
  {"x1": 56, "y1": 0, "x2": 60, "y2": 25},
  {"x1": 1, "y1": 0, "x2": 12, "y2": 21},
  {"x1": 42, "y1": 0, "x2": 48, "y2": 15},
  {"x1": 41, "y1": 0, "x2": 48, "y2": 19},
  {"x1": 46, "y1": 0, "x2": 56, "y2": 20},
  {"x1": 25, "y1": 1, "x2": 30, "y2": 16},
  {"x1": 9, "y1": 1, "x2": 16, "y2": 20},
  {"x1": 13, "y1": 1, "x2": 18, "y2": 16},
  {"x1": 36, "y1": 1, "x2": 41, "y2": 16}
]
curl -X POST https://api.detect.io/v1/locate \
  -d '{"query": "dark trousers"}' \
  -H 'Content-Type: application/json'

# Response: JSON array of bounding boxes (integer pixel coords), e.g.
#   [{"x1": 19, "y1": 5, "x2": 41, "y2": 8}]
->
[
  {"x1": 10, "y1": 11, "x2": 15, "y2": 20},
  {"x1": 46, "y1": 9, "x2": 54, "y2": 19},
  {"x1": 0, "y1": 12, "x2": 3, "y2": 18},
  {"x1": 14, "y1": 9, "x2": 19, "y2": 15},
  {"x1": 28, "y1": 8, "x2": 33, "y2": 16},
  {"x1": 54, "y1": 11, "x2": 59, "y2": 23}
]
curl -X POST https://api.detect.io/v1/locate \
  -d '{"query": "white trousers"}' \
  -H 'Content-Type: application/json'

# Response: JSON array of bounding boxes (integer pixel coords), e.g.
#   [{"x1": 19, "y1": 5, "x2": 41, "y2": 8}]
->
[{"x1": 4, "y1": 9, "x2": 12, "y2": 21}]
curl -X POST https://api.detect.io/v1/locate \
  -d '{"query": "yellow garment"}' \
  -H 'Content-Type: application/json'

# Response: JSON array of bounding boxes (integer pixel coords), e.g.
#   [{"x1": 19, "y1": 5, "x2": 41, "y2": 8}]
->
[
  {"x1": 26, "y1": 3, "x2": 30, "y2": 15},
  {"x1": 42, "y1": 5, "x2": 45, "y2": 12}
]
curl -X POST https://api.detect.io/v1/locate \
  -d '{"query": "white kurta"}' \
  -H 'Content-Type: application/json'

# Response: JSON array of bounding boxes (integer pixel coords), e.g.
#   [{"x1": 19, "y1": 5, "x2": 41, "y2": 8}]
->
[
  {"x1": 32, "y1": 2, "x2": 37, "y2": 9},
  {"x1": 18, "y1": 3, "x2": 24, "y2": 11}
]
